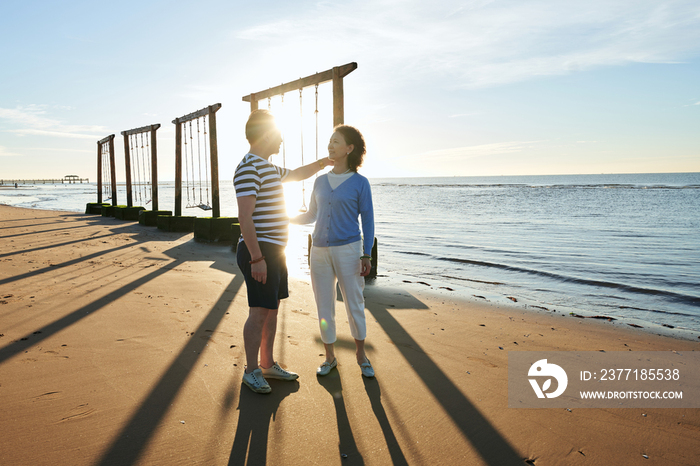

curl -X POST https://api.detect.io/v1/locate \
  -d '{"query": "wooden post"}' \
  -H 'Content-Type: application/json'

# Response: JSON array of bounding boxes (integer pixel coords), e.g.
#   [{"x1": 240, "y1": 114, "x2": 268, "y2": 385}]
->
[
  {"x1": 174, "y1": 121, "x2": 182, "y2": 217},
  {"x1": 97, "y1": 141, "x2": 102, "y2": 204},
  {"x1": 208, "y1": 105, "x2": 221, "y2": 218},
  {"x1": 123, "y1": 133, "x2": 133, "y2": 207},
  {"x1": 108, "y1": 136, "x2": 117, "y2": 206},
  {"x1": 249, "y1": 93, "x2": 258, "y2": 112},
  {"x1": 332, "y1": 66, "x2": 344, "y2": 126},
  {"x1": 151, "y1": 127, "x2": 159, "y2": 211}
]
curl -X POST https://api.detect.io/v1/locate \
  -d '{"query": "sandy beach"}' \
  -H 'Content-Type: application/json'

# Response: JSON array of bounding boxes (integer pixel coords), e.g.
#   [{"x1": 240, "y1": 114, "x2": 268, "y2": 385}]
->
[{"x1": 1, "y1": 204, "x2": 698, "y2": 465}]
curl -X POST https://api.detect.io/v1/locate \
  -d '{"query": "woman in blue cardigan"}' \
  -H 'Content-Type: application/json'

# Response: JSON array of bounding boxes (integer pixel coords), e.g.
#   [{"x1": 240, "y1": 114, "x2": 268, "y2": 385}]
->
[{"x1": 291, "y1": 125, "x2": 375, "y2": 378}]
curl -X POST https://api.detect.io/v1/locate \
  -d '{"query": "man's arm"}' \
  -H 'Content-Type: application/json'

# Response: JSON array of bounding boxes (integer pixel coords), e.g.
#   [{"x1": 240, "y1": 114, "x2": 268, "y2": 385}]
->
[
  {"x1": 285, "y1": 157, "x2": 332, "y2": 182},
  {"x1": 237, "y1": 195, "x2": 267, "y2": 284}
]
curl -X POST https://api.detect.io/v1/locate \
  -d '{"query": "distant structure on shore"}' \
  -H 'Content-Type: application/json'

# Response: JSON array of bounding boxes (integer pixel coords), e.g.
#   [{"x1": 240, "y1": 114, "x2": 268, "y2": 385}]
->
[{"x1": 1, "y1": 175, "x2": 89, "y2": 185}]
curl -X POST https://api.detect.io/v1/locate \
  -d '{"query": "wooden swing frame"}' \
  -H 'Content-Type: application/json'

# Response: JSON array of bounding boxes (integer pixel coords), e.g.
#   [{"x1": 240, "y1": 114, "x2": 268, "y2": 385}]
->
[
  {"x1": 121, "y1": 124, "x2": 161, "y2": 210},
  {"x1": 172, "y1": 103, "x2": 222, "y2": 218},
  {"x1": 241, "y1": 62, "x2": 357, "y2": 126},
  {"x1": 96, "y1": 134, "x2": 117, "y2": 206}
]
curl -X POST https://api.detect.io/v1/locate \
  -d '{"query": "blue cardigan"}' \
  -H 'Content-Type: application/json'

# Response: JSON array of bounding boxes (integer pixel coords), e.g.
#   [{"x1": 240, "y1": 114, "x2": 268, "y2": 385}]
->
[{"x1": 292, "y1": 173, "x2": 375, "y2": 255}]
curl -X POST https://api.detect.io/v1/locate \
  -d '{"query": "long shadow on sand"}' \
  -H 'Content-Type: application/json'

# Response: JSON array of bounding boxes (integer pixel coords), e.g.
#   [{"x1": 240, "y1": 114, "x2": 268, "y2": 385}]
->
[
  {"x1": 1, "y1": 213, "x2": 246, "y2": 466},
  {"x1": 317, "y1": 369, "x2": 365, "y2": 465},
  {"x1": 364, "y1": 286, "x2": 525, "y2": 465},
  {"x1": 0, "y1": 223, "x2": 191, "y2": 364},
  {"x1": 96, "y1": 267, "x2": 244, "y2": 465},
  {"x1": 227, "y1": 379, "x2": 300, "y2": 466},
  {"x1": 0, "y1": 232, "x2": 120, "y2": 259},
  {"x1": 362, "y1": 377, "x2": 409, "y2": 465},
  {"x1": 0, "y1": 219, "x2": 179, "y2": 282},
  {"x1": 1, "y1": 223, "x2": 96, "y2": 239}
]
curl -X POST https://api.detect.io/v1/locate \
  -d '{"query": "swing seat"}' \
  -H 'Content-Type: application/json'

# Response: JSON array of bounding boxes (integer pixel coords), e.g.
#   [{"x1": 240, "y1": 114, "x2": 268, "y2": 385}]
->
[{"x1": 197, "y1": 204, "x2": 212, "y2": 211}]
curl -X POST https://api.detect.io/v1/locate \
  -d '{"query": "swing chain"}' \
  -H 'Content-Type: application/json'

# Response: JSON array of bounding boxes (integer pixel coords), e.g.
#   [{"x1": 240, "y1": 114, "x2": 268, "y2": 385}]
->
[
  {"x1": 299, "y1": 88, "x2": 307, "y2": 212},
  {"x1": 315, "y1": 83, "x2": 319, "y2": 163},
  {"x1": 281, "y1": 93, "x2": 286, "y2": 168}
]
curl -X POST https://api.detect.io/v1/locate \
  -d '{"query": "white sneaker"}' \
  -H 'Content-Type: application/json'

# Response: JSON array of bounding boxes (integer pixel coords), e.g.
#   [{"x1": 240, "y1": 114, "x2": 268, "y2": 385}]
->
[
  {"x1": 242, "y1": 368, "x2": 271, "y2": 394},
  {"x1": 261, "y1": 362, "x2": 299, "y2": 381},
  {"x1": 317, "y1": 358, "x2": 338, "y2": 376}
]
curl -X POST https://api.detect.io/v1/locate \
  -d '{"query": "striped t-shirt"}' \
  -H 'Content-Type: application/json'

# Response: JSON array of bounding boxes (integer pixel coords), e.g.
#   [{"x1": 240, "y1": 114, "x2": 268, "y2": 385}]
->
[{"x1": 234, "y1": 153, "x2": 291, "y2": 246}]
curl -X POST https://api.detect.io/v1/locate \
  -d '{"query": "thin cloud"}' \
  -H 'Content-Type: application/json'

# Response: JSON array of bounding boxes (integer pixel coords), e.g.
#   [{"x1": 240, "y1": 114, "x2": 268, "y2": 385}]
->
[
  {"x1": 236, "y1": 0, "x2": 700, "y2": 89},
  {"x1": 0, "y1": 105, "x2": 108, "y2": 139},
  {"x1": 0, "y1": 145, "x2": 22, "y2": 157},
  {"x1": 23, "y1": 147, "x2": 93, "y2": 153},
  {"x1": 399, "y1": 141, "x2": 543, "y2": 162},
  {"x1": 8, "y1": 129, "x2": 99, "y2": 140}
]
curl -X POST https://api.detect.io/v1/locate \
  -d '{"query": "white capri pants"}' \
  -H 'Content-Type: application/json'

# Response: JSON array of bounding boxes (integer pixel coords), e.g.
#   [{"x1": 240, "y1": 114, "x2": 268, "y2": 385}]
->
[{"x1": 310, "y1": 240, "x2": 366, "y2": 344}]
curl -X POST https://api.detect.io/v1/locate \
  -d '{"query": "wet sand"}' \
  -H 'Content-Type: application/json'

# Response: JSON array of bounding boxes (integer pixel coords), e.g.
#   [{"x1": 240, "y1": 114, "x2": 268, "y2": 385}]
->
[{"x1": 1, "y1": 205, "x2": 698, "y2": 465}]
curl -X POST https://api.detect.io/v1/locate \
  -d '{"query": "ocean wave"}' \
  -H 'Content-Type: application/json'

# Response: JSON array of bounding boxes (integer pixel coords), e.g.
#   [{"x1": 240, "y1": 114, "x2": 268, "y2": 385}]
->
[
  {"x1": 372, "y1": 181, "x2": 700, "y2": 190},
  {"x1": 437, "y1": 256, "x2": 700, "y2": 306}
]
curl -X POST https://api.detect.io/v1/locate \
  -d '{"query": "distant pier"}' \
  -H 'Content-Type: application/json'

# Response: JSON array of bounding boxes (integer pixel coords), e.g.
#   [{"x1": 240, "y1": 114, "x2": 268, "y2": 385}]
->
[{"x1": 1, "y1": 175, "x2": 89, "y2": 185}]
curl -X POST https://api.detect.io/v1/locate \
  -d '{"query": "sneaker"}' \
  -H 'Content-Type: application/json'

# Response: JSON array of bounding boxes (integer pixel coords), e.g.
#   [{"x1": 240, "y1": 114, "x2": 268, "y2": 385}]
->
[
  {"x1": 359, "y1": 358, "x2": 375, "y2": 378},
  {"x1": 260, "y1": 362, "x2": 299, "y2": 381},
  {"x1": 242, "y1": 368, "x2": 271, "y2": 394},
  {"x1": 317, "y1": 358, "x2": 338, "y2": 376}
]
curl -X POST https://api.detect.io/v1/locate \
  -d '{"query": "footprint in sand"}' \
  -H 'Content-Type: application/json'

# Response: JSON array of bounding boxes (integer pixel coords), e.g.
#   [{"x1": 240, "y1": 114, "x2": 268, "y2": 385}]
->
[
  {"x1": 42, "y1": 350, "x2": 69, "y2": 360},
  {"x1": 466, "y1": 356, "x2": 498, "y2": 368},
  {"x1": 58, "y1": 404, "x2": 95, "y2": 423},
  {"x1": 291, "y1": 309, "x2": 310, "y2": 316},
  {"x1": 287, "y1": 335, "x2": 299, "y2": 346},
  {"x1": 33, "y1": 391, "x2": 63, "y2": 402}
]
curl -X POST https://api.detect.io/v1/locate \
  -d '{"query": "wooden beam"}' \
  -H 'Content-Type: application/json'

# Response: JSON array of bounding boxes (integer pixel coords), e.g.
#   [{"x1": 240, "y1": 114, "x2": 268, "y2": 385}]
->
[
  {"x1": 242, "y1": 62, "x2": 357, "y2": 105},
  {"x1": 98, "y1": 134, "x2": 115, "y2": 145},
  {"x1": 172, "y1": 104, "x2": 222, "y2": 125},
  {"x1": 121, "y1": 124, "x2": 161, "y2": 137}
]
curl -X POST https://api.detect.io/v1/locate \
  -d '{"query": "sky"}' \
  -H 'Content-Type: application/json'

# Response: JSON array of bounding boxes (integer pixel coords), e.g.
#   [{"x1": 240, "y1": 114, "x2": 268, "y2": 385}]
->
[{"x1": 1, "y1": 0, "x2": 699, "y2": 181}]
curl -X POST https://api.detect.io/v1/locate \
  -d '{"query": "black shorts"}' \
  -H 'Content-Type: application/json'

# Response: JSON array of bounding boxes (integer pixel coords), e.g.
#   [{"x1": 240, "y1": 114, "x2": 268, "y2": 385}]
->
[{"x1": 236, "y1": 240, "x2": 289, "y2": 310}]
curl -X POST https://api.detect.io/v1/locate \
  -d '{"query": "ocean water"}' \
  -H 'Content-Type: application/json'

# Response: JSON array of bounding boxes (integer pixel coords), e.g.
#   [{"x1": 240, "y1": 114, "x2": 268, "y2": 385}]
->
[{"x1": 2, "y1": 173, "x2": 699, "y2": 337}]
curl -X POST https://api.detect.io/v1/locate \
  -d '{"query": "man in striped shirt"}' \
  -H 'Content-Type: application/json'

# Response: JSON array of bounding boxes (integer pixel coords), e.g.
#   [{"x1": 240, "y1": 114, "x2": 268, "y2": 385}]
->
[{"x1": 235, "y1": 109, "x2": 332, "y2": 394}]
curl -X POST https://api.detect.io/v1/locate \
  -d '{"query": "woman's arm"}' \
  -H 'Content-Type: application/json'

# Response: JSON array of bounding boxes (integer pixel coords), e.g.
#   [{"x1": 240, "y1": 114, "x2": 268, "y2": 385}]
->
[
  {"x1": 359, "y1": 179, "x2": 374, "y2": 277},
  {"x1": 359, "y1": 179, "x2": 375, "y2": 256}
]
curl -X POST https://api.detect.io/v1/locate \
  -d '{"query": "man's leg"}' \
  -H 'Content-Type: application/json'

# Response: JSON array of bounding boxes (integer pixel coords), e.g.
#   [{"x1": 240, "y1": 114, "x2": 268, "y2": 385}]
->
[
  {"x1": 244, "y1": 306, "x2": 272, "y2": 372},
  {"x1": 259, "y1": 301, "x2": 280, "y2": 369}
]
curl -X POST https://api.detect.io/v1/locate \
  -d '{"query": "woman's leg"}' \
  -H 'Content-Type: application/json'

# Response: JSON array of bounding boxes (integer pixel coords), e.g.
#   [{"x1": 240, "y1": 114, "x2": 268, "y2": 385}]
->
[
  {"x1": 310, "y1": 246, "x2": 338, "y2": 358},
  {"x1": 333, "y1": 242, "x2": 367, "y2": 349},
  {"x1": 324, "y1": 342, "x2": 336, "y2": 364},
  {"x1": 354, "y1": 338, "x2": 368, "y2": 365}
]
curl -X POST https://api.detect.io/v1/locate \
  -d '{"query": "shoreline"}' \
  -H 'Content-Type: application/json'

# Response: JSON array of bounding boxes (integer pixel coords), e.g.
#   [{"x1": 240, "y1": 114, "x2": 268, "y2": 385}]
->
[
  {"x1": 381, "y1": 274, "x2": 700, "y2": 342},
  {"x1": 4, "y1": 202, "x2": 700, "y2": 342}
]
